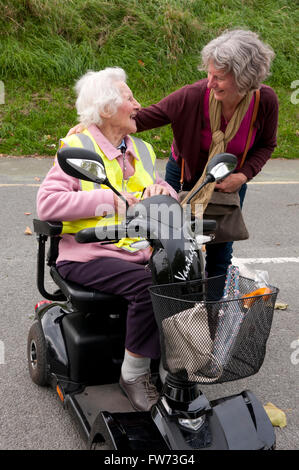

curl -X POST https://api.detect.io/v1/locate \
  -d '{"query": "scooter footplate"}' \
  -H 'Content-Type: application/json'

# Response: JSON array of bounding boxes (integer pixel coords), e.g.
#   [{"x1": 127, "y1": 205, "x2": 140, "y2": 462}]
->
[
  {"x1": 74, "y1": 383, "x2": 135, "y2": 428},
  {"x1": 72, "y1": 384, "x2": 168, "y2": 450},
  {"x1": 100, "y1": 411, "x2": 169, "y2": 451}
]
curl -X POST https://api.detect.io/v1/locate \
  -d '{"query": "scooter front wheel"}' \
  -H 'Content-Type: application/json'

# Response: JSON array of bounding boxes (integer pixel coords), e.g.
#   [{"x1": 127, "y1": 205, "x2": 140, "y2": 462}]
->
[{"x1": 27, "y1": 320, "x2": 48, "y2": 386}]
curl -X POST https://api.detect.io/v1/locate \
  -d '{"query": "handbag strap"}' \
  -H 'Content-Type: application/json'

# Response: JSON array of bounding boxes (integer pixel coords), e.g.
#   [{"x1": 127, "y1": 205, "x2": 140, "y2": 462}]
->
[
  {"x1": 239, "y1": 88, "x2": 260, "y2": 169},
  {"x1": 180, "y1": 158, "x2": 185, "y2": 192},
  {"x1": 180, "y1": 89, "x2": 260, "y2": 187}
]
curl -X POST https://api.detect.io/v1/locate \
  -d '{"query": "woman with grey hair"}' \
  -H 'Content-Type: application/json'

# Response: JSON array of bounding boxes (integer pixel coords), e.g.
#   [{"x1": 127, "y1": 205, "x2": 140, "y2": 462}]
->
[
  {"x1": 67, "y1": 30, "x2": 278, "y2": 277},
  {"x1": 135, "y1": 28, "x2": 279, "y2": 278},
  {"x1": 38, "y1": 67, "x2": 177, "y2": 411}
]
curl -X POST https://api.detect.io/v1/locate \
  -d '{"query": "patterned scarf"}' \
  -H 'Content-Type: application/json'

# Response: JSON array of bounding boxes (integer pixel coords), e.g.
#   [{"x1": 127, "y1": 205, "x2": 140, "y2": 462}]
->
[{"x1": 181, "y1": 88, "x2": 253, "y2": 215}]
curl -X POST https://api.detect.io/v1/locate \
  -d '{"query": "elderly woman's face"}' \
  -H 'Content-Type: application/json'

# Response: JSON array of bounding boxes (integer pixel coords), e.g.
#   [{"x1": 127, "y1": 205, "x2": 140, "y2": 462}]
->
[
  {"x1": 207, "y1": 62, "x2": 241, "y2": 103},
  {"x1": 110, "y1": 82, "x2": 141, "y2": 135}
]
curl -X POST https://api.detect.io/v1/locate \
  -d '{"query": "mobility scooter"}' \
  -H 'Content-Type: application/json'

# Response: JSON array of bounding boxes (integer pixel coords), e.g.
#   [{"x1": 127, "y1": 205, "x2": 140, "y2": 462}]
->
[{"x1": 27, "y1": 148, "x2": 278, "y2": 450}]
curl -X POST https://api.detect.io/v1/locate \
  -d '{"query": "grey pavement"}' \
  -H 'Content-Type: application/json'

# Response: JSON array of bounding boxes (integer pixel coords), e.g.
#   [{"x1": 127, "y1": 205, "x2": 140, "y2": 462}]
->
[{"x1": 0, "y1": 155, "x2": 298, "y2": 450}]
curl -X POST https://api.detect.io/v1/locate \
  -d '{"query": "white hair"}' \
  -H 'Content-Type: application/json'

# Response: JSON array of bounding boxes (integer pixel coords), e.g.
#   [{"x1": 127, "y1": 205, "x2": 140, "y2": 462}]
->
[
  {"x1": 75, "y1": 67, "x2": 127, "y2": 127},
  {"x1": 200, "y1": 29, "x2": 275, "y2": 93}
]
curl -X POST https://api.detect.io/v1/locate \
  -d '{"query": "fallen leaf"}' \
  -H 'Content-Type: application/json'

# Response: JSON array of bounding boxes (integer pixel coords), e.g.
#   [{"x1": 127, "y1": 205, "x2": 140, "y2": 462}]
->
[
  {"x1": 264, "y1": 402, "x2": 287, "y2": 428},
  {"x1": 24, "y1": 212, "x2": 31, "y2": 215},
  {"x1": 275, "y1": 302, "x2": 288, "y2": 310},
  {"x1": 24, "y1": 226, "x2": 32, "y2": 235}
]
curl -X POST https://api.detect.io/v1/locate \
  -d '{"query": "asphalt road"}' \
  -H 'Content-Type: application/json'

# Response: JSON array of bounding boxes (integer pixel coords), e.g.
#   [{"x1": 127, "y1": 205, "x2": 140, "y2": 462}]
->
[{"x1": 0, "y1": 156, "x2": 298, "y2": 450}]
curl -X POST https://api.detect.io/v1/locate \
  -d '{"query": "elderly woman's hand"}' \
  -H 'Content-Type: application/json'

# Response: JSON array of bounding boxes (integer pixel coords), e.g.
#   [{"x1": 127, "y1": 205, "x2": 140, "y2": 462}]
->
[
  {"x1": 142, "y1": 184, "x2": 170, "y2": 199},
  {"x1": 114, "y1": 192, "x2": 138, "y2": 215}
]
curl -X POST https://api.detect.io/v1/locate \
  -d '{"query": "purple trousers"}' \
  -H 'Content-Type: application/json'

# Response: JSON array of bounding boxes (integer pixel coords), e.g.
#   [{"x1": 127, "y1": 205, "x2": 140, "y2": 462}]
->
[{"x1": 57, "y1": 257, "x2": 160, "y2": 359}]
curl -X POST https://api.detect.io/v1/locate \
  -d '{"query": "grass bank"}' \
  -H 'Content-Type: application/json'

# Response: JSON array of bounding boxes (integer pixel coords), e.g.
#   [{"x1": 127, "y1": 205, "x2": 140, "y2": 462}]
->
[{"x1": 0, "y1": 0, "x2": 298, "y2": 158}]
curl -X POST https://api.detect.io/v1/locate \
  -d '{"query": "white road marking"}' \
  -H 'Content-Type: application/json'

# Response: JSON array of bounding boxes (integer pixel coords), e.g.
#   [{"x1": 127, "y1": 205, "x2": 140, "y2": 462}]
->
[
  {"x1": 248, "y1": 181, "x2": 299, "y2": 184},
  {"x1": 232, "y1": 256, "x2": 299, "y2": 278}
]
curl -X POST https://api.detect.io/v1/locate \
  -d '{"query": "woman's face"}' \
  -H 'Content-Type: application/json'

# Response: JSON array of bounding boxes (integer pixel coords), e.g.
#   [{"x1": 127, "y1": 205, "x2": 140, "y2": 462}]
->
[
  {"x1": 109, "y1": 82, "x2": 141, "y2": 135},
  {"x1": 207, "y1": 61, "x2": 242, "y2": 104}
]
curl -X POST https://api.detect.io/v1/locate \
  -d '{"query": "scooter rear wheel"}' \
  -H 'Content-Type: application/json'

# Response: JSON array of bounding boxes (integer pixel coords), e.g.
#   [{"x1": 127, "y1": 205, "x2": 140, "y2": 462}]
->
[{"x1": 27, "y1": 321, "x2": 48, "y2": 386}]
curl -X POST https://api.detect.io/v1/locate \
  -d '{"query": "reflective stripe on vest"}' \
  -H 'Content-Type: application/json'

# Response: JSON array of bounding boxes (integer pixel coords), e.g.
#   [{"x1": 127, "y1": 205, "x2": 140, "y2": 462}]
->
[{"x1": 59, "y1": 130, "x2": 156, "y2": 252}]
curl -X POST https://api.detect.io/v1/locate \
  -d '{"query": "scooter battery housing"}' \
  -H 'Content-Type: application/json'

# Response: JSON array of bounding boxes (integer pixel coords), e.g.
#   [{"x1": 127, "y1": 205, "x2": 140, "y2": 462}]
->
[{"x1": 62, "y1": 310, "x2": 126, "y2": 385}]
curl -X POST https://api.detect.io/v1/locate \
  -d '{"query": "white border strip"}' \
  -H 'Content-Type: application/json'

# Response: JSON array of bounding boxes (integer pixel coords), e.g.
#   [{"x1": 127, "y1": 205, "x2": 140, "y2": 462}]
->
[
  {"x1": 249, "y1": 181, "x2": 299, "y2": 185},
  {"x1": 233, "y1": 257, "x2": 299, "y2": 265}
]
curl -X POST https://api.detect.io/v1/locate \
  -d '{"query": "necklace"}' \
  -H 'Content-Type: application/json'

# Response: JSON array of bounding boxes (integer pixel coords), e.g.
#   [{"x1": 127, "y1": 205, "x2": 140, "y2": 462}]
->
[
  {"x1": 222, "y1": 108, "x2": 234, "y2": 124},
  {"x1": 117, "y1": 140, "x2": 127, "y2": 191},
  {"x1": 122, "y1": 151, "x2": 127, "y2": 190},
  {"x1": 222, "y1": 93, "x2": 246, "y2": 124}
]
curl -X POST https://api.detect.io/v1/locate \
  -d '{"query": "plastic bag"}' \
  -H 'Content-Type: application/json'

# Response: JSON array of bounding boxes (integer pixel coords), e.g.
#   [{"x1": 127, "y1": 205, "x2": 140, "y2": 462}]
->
[
  {"x1": 212, "y1": 265, "x2": 243, "y2": 366},
  {"x1": 242, "y1": 270, "x2": 272, "y2": 309},
  {"x1": 254, "y1": 270, "x2": 270, "y2": 288}
]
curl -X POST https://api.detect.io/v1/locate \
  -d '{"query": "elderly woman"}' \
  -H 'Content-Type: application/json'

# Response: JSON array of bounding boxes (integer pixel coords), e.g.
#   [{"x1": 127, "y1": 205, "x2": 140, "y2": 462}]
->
[
  {"x1": 37, "y1": 67, "x2": 177, "y2": 411},
  {"x1": 135, "y1": 29, "x2": 279, "y2": 277}
]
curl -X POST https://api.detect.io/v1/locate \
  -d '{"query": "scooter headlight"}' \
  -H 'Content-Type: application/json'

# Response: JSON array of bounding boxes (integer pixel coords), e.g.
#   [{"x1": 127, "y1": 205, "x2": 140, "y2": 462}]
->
[{"x1": 178, "y1": 415, "x2": 205, "y2": 431}]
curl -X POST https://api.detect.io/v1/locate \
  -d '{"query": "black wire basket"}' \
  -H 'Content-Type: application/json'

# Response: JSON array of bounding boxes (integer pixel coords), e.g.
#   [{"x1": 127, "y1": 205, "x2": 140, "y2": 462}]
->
[{"x1": 149, "y1": 275, "x2": 279, "y2": 384}]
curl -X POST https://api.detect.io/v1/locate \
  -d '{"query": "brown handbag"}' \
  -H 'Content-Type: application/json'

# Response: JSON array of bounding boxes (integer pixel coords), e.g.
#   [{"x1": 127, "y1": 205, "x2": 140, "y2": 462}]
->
[
  {"x1": 180, "y1": 89, "x2": 260, "y2": 244},
  {"x1": 203, "y1": 191, "x2": 249, "y2": 243}
]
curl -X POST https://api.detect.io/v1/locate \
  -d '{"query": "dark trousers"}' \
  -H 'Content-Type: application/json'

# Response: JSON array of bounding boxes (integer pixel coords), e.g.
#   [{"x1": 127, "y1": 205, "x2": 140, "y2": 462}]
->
[
  {"x1": 57, "y1": 257, "x2": 160, "y2": 359},
  {"x1": 165, "y1": 154, "x2": 247, "y2": 277}
]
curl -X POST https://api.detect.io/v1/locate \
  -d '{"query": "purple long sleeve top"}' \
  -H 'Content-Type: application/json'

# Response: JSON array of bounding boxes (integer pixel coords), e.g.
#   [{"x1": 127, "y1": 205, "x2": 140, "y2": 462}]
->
[{"x1": 135, "y1": 79, "x2": 279, "y2": 184}]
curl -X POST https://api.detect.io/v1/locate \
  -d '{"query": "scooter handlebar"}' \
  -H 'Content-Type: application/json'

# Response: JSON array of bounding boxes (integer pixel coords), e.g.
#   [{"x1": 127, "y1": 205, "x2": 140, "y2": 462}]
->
[
  {"x1": 75, "y1": 225, "x2": 127, "y2": 244},
  {"x1": 75, "y1": 219, "x2": 216, "y2": 244}
]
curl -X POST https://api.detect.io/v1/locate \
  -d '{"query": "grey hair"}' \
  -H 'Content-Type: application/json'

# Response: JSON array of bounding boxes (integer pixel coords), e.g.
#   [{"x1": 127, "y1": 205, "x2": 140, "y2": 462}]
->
[
  {"x1": 200, "y1": 29, "x2": 275, "y2": 93},
  {"x1": 75, "y1": 67, "x2": 127, "y2": 127}
]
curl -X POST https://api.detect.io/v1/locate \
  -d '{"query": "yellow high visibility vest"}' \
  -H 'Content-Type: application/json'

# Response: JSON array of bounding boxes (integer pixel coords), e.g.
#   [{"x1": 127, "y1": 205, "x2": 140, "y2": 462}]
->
[{"x1": 58, "y1": 129, "x2": 157, "y2": 252}]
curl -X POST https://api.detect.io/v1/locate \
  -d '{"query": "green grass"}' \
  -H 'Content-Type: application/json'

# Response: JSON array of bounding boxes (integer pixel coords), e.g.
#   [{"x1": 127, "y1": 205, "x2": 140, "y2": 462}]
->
[{"x1": 0, "y1": 0, "x2": 298, "y2": 158}]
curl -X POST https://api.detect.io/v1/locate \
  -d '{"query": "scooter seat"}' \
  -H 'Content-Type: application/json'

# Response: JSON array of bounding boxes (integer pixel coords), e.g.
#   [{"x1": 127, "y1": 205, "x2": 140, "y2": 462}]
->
[{"x1": 50, "y1": 266, "x2": 127, "y2": 314}]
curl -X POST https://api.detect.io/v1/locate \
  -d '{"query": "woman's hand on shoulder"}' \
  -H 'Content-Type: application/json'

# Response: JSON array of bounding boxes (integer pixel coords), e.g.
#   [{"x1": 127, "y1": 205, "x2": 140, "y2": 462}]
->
[{"x1": 66, "y1": 123, "x2": 84, "y2": 137}]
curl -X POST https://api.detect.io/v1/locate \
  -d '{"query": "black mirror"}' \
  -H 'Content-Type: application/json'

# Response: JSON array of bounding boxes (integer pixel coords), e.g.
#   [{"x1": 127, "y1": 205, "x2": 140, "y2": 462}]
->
[
  {"x1": 206, "y1": 153, "x2": 237, "y2": 182},
  {"x1": 186, "y1": 153, "x2": 237, "y2": 205},
  {"x1": 57, "y1": 147, "x2": 108, "y2": 184}
]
